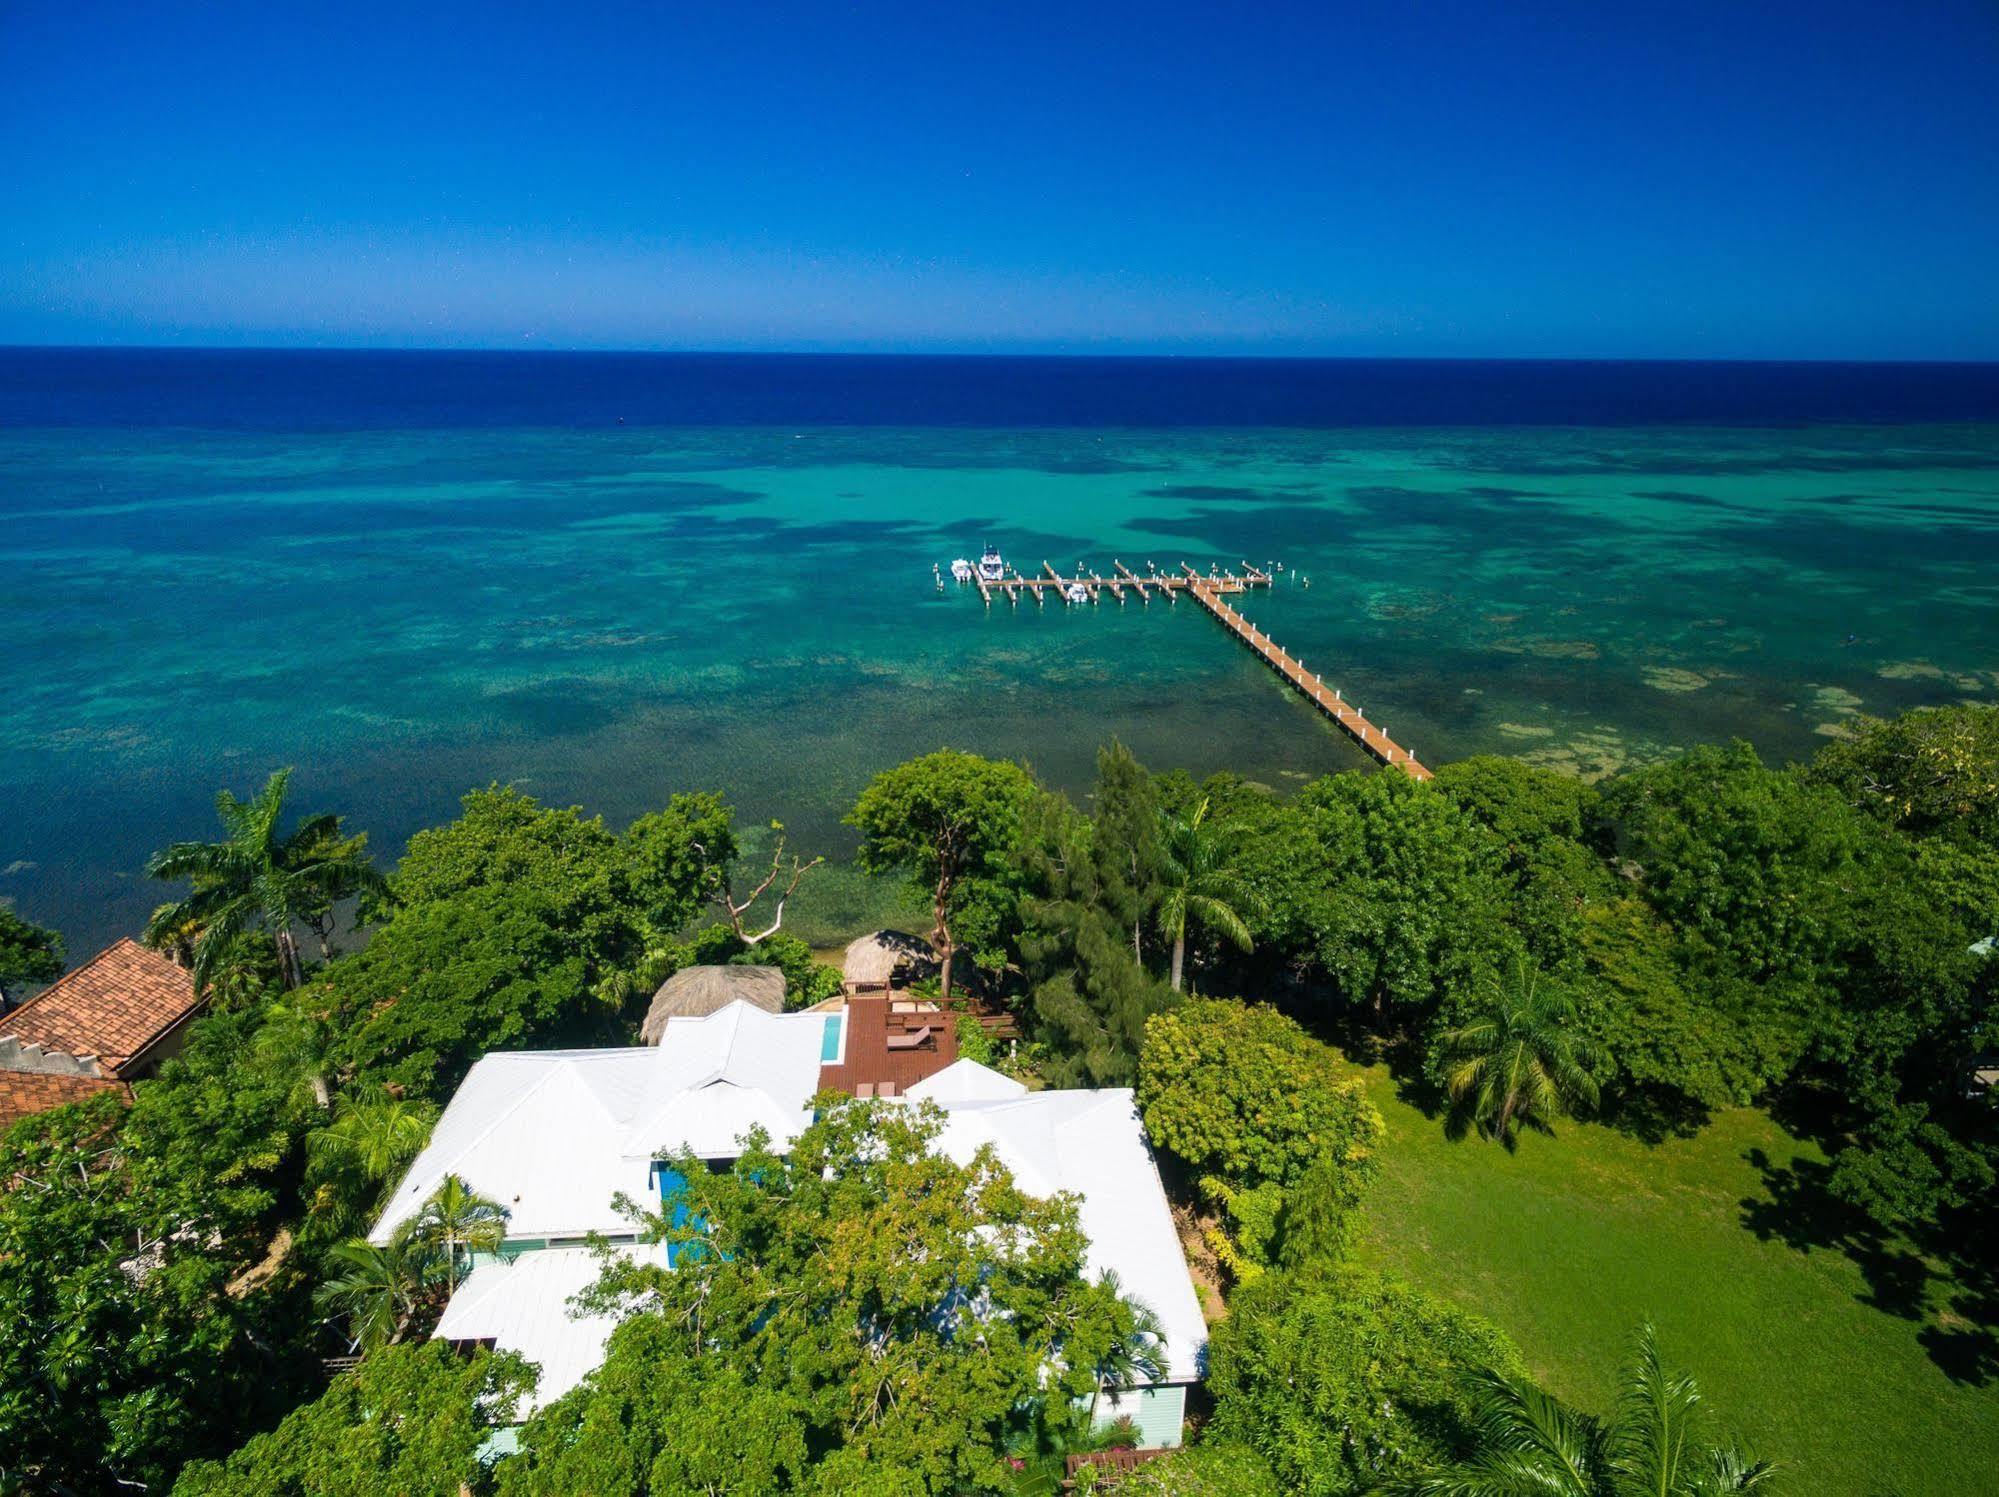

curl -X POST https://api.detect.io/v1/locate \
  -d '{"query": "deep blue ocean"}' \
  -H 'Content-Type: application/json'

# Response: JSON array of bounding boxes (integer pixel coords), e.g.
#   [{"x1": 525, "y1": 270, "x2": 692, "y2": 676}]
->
[
  {"x1": 9, "y1": 348, "x2": 1999, "y2": 428},
  {"x1": 4, "y1": 348, "x2": 1997, "y2": 952}
]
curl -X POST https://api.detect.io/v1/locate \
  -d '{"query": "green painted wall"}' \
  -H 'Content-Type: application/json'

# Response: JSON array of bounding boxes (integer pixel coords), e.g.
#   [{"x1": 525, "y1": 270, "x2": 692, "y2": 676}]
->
[
  {"x1": 467, "y1": 1237, "x2": 546, "y2": 1270},
  {"x1": 1089, "y1": 1383, "x2": 1187, "y2": 1449}
]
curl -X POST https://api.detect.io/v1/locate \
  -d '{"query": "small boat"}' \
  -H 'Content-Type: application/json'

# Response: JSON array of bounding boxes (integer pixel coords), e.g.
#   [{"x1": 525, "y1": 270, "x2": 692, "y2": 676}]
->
[
  {"x1": 978, "y1": 545, "x2": 1006, "y2": 582},
  {"x1": 950, "y1": 558, "x2": 976, "y2": 583},
  {"x1": 1065, "y1": 582, "x2": 1089, "y2": 604}
]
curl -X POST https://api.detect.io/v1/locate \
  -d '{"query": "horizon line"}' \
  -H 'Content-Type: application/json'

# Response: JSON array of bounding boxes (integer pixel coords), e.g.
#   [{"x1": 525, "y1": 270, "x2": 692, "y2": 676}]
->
[{"x1": 5, "y1": 343, "x2": 1999, "y2": 368}]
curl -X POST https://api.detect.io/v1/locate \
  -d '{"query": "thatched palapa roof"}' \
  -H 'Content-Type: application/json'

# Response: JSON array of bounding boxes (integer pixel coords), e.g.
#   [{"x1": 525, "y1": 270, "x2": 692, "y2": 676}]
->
[
  {"x1": 842, "y1": 930, "x2": 937, "y2": 989},
  {"x1": 640, "y1": 965, "x2": 785, "y2": 1044}
]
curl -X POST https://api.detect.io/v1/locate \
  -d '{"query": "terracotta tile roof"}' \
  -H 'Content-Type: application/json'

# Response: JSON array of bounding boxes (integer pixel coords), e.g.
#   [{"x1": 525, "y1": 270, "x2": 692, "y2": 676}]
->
[
  {"x1": 0, "y1": 1070, "x2": 129, "y2": 1134},
  {"x1": 0, "y1": 939, "x2": 200, "y2": 1075}
]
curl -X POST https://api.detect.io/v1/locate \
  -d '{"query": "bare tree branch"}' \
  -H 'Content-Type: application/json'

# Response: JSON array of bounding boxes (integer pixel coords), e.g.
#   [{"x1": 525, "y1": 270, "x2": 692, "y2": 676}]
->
[{"x1": 694, "y1": 827, "x2": 824, "y2": 947}]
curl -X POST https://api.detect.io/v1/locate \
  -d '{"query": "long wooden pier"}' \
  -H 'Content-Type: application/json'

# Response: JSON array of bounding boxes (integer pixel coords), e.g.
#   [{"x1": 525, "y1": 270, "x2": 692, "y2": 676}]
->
[{"x1": 955, "y1": 559, "x2": 1428, "y2": 779}]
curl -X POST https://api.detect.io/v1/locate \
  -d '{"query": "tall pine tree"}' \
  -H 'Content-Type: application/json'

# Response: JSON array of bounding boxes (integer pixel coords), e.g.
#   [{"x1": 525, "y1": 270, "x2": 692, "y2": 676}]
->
[{"x1": 1021, "y1": 743, "x2": 1175, "y2": 1085}]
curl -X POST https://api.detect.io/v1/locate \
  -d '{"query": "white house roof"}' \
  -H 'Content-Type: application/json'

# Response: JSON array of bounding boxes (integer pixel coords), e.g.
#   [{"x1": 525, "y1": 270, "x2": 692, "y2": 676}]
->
[
  {"x1": 921, "y1": 1089, "x2": 1208, "y2": 1383},
  {"x1": 904, "y1": 1057, "x2": 1029, "y2": 1103},
  {"x1": 371, "y1": 1003, "x2": 830, "y2": 1243},
  {"x1": 379, "y1": 1007, "x2": 1208, "y2": 1401},
  {"x1": 435, "y1": 1245, "x2": 661, "y2": 1413},
  {"x1": 618, "y1": 1002, "x2": 824, "y2": 1159},
  {"x1": 370, "y1": 1048, "x2": 655, "y2": 1243}
]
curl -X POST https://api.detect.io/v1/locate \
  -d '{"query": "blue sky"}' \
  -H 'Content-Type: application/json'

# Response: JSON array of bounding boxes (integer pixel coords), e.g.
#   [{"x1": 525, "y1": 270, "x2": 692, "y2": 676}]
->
[{"x1": 2, "y1": 0, "x2": 1995, "y2": 357}]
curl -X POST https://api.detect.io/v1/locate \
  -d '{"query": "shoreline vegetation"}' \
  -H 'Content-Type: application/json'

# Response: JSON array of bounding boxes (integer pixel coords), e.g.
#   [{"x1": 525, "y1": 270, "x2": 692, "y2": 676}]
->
[{"x1": 3, "y1": 703, "x2": 1996, "y2": 1493}]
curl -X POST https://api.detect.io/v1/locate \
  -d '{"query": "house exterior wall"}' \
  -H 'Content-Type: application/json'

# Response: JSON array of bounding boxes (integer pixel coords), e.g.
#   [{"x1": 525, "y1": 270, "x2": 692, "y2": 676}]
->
[
  {"x1": 468, "y1": 1238, "x2": 548, "y2": 1270},
  {"x1": 118, "y1": 1004, "x2": 206, "y2": 1078},
  {"x1": 1092, "y1": 1383, "x2": 1188, "y2": 1448}
]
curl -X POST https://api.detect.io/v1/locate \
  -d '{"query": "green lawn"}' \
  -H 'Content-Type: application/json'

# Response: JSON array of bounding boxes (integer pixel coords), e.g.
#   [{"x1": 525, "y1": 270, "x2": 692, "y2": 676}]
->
[{"x1": 1347, "y1": 1064, "x2": 1999, "y2": 1497}]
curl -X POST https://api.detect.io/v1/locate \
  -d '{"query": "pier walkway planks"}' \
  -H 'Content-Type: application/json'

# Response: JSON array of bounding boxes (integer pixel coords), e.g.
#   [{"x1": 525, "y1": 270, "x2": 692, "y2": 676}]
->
[
  {"x1": 1184, "y1": 576, "x2": 1429, "y2": 779},
  {"x1": 964, "y1": 560, "x2": 1429, "y2": 780}
]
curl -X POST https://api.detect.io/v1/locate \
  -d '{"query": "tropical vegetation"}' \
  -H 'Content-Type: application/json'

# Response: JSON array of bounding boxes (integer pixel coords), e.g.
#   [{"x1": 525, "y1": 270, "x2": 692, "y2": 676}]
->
[
  {"x1": 4, "y1": 702, "x2": 1997, "y2": 1492},
  {"x1": 144, "y1": 767, "x2": 383, "y2": 992},
  {"x1": 1383, "y1": 1323, "x2": 1776, "y2": 1497},
  {"x1": 505, "y1": 1097, "x2": 1160, "y2": 1494}
]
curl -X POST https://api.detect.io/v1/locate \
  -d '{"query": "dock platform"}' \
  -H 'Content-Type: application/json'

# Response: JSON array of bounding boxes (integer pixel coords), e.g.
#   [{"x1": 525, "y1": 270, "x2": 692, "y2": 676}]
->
[{"x1": 953, "y1": 560, "x2": 1427, "y2": 778}]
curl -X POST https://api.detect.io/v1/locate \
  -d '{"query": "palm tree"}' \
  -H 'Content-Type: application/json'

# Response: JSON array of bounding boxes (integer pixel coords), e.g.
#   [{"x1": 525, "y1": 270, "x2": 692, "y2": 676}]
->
[
  {"x1": 1383, "y1": 1323, "x2": 1777, "y2": 1496},
  {"x1": 591, "y1": 938, "x2": 686, "y2": 1010},
  {"x1": 313, "y1": 1232, "x2": 443, "y2": 1353},
  {"x1": 145, "y1": 767, "x2": 385, "y2": 993},
  {"x1": 1440, "y1": 959, "x2": 1599, "y2": 1147},
  {"x1": 251, "y1": 994, "x2": 336, "y2": 1111},
  {"x1": 306, "y1": 1095, "x2": 439, "y2": 1238},
  {"x1": 411, "y1": 1173, "x2": 508, "y2": 1289},
  {"x1": 1086, "y1": 1273, "x2": 1167, "y2": 1425},
  {"x1": 1155, "y1": 798, "x2": 1262, "y2": 992}
]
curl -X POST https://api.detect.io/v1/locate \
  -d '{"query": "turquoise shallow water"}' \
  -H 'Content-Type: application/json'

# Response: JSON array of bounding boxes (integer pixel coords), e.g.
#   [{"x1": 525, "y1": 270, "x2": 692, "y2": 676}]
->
[{"x1": 5, "y1": 421, "x2": 1997, "y2": 950}]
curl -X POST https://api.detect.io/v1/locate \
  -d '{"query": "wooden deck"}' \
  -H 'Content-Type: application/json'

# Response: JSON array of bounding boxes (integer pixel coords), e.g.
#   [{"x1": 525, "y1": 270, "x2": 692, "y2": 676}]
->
[{"x1": 959, "y1": 559, "x2": 1428, "y2": 780}]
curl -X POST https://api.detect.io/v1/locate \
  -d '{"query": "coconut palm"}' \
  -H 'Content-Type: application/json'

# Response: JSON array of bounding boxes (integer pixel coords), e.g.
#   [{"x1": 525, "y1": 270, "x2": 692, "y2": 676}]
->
[
  {"x1": 1086, "y1": 1273, "x2": 1167, "y2": 1425},
  {"x1": 145, "y1": 767, "x2": 384, "y2": 993},
  {"x1": 411, "y1": 1173, "x2": 508, "y2": 1289},
  {"x1": 313, "y1": 1232, "x2": 443, "y2": 1353},
  {"x1": 251, "y1": 994, "x2": 336, "y2": 1111},
  {"x1": 1156, "y1": 798, "x2": 1262, "y2": 992},
  {"x1": 1382, "y1": 1323, "x2": 1777, "y2": 1497},
  {"x1": 306, "y1": 1095, "x2": 439, "y2": 1239},
  {"x1": 1440, "y1": 958, "x2": 1599, "y2": 1147}
]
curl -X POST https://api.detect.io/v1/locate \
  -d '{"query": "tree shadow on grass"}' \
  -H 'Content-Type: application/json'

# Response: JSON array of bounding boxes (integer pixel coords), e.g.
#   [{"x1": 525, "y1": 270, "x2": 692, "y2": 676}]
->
[
  {"x1": 1739, "y1": 1147, "x2": 1999, "y2": 1384},
  {"x1": 1919, "y1": 1250, "x2": 1999, "y2": 1387},
  {"x1": 1739, "y1": 1149, "x2": 1931, "y2": 1317},
  {"x1": 1598, "y1": 1084, "x2": 1712, "y2": 1145}
]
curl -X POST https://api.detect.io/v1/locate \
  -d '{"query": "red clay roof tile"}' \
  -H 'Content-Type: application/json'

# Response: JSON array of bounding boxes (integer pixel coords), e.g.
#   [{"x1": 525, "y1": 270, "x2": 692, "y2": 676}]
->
[
  {"x1": 0, "y1": 1070, "x2": 129, "y2": 1134},
  {"x1": 0, "y1": 938, "x2": 200, "y2": 1075}
]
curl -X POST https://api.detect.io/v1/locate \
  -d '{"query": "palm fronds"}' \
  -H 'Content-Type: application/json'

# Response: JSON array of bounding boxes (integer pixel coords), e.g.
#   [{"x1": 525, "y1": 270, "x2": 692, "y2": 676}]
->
[
  {"x1": 145, "y1": 767, "x2": 382, "y2": 992},
  {"x1": 1440, "y1": 958, "x2": 1599, "y2": 1147}
]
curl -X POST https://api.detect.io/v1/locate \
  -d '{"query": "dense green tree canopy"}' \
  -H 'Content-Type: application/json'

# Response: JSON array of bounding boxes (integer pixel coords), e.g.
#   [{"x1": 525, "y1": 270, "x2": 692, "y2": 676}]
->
[
  {"x1": 312, "y1": 881, "x2": 613, "y2": 1098},
  {"x1": 0, "y1": 905, "x2": 63, "y2": 1001},
  {"x1": 175, "y1": 1342, "x2": 532, "y2": 1497},
  {"x1": 1205, "y1": 1266, "x2": 1525, "y2": 1496},
  {"x1": 1292, "y1": 772, "x2": 1514, "y2": 1027},
  {"x1": 1018, "y1": 759, "x2": 1177, "y2": 1087},
  {"x1": 311, "y1": 785, "x2": 762, "y2": 1096},
  {"x1": 393, "y1": 784, "x2": 643, "y2": 950},
  {"x1": 1807, "y1": 703, "x2": 1999, "y2": 847},
  {"x1": 623, "y1": 789, "x2": 740, "y2": 931},
  {"x1": 1434, "y1": 755, "x2": 1619, "y2": 967},
  {"x1": 510, "y1": 1097, "x2": 1152, "y2": 1494},
  {"x1": 1138, "y1": 997, "x2": 1384, "y2": 1277},
  {"x1": 1138, "y1": 998, "x2": 1382, "y2": 1191},
  {"x1": 1114, "y1": 1440, "x2": 1282, "y2": 1496},
  {"x1": 122, "y1": 1001, "x2": 319, "y2": 1233},
  {"x1": 0, "y1": 1096, "x2": 295, "y2": 1493},
  {"x1": 1599, "y1": 742, "x2": 1881, "y2": 988},
  {"x1": 848, "y1": 748, "x2": 1036, "y2": 1002}
]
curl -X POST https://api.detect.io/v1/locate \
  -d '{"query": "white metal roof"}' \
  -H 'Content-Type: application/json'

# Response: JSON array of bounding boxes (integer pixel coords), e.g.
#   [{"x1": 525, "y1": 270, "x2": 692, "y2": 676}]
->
[
  {"x1": 922, "y1": 1089, "x2": 1208, "y2": 1383},
  {"x1": 618, "y1": 1002, "x2": 824, "y2": 1159},
  {"x1": 434, "y1": 1245, "x2": 661, "y2": 1413},
  {"x1": 384, "y1": 1007, "x2": 1209, "y2": 1400},
  {"x1": 904, "y1": 1057, "x2": 1029, "y2": 1103},
  {"x1": 370, "y1": 1048, "x2": 655, "y2": 1242},
  {"x1": 371, "y1": 1003, "x2": 829, "y2": 1243}
]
